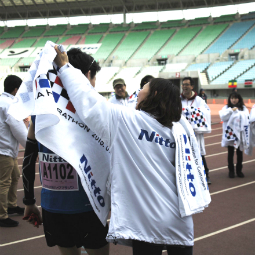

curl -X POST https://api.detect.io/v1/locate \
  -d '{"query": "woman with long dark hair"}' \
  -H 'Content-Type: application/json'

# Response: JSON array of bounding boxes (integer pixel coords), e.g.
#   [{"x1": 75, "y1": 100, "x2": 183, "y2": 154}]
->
[
  {"x1": 219, "y1": 92, "x2": 249, "y2": 178},
  {"x1": 53, "y1": 46, "x2": 210, "y2": 255}
]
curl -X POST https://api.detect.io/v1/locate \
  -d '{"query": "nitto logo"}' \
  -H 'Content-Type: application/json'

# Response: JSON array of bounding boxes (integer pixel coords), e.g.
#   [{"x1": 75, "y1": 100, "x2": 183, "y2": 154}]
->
[
  {"x1": 80, "y1": 154, "x2": 105, "y2": 207},
  {"x1": 138, "y1": 129, "x2": 175, "y2": 148},
  {"x1": 42, "y1": 153, "x2": 66, "y2": 163}
]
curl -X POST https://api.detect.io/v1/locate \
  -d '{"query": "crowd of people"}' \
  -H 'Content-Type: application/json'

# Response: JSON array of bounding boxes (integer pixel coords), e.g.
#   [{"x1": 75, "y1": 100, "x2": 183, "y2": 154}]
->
[{"x1": 0, "y1": 43, "x2": 254, "y2": 255}]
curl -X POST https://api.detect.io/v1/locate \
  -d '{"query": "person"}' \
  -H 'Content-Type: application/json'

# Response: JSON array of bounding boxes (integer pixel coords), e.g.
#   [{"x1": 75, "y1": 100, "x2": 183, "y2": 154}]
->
[
  {"x1": 22, "y1": 48, "x2": 109, "y2": 255},
  {"x1": 109, "y1": 78, "x2": 129, "y2": 106},
  {"x1": 219, "y1": 92, "x2": 249, "y2": 178},
  {"x1": 128, "y1": 75, "x2": 154, "y2": 108},
  {"x1": 53, "y1": 46, "x2": 211, "y2": 255},
  {"x1": 0, "y1": 75, "x2": 28, "y2": 227},
  {"x1": 181, "y1": 77, "x2": 212, "y2": 184},
  {"x1": 198, "y1": 89, "x2": 207, "y2": 104},
  {"x1": 232, "y1": 87, "x2": 237, "y2": 93}
]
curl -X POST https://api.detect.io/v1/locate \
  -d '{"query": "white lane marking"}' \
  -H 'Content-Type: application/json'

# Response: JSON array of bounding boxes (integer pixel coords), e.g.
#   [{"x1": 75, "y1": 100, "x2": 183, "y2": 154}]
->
[
  {"x1": 162, "y1": 218, "x2": 255, "y2": 252},
  {"x1": 210, "y1": 181, "x2": 255, "y2": 196},
  {"x1": 206, "y1": 151, "x2": 227, "y2": 157},
  {"x1": 0, "y1": 235, "x2": 45, "y2": 247},
  {"x1": 210, "y1": 159, "x2": 255, "y2": 172},
  {"x1": 205, "y1": 142, "x2": 221, "y2": 147},
  {"x1": 17, "y1": 186, "x2": 42, "y2": 192},
  {"x1": 204, "y1": 134, "x2": 222, "y2": 139},
  {"x1": 211, "y1": 127, "x2": 222, "y2": 131}
]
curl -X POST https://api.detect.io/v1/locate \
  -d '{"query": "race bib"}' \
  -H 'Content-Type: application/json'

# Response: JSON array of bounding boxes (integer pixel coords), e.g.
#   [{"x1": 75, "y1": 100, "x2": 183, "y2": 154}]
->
[{"x1": 39, "y1": 152, "x2": 78, "y2": 191}]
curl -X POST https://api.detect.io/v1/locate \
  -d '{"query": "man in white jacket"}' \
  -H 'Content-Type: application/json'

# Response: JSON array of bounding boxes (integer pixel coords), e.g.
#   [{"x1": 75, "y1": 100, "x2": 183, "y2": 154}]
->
[
  {"x1": 0, "y1": 75, "x2": 28, "y2": 227},
  {"x1": 181, "y1": 77, "x2": 212, "y2": 184},
  {"x1": 109, "y1": 78, "x2": 129, "y2": 106}
]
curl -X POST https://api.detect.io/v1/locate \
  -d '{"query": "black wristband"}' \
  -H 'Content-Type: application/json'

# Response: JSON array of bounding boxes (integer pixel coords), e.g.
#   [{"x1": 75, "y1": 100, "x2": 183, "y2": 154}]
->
[{"x1": 23, "y1": 197, "x2": 36, "y2": 205}]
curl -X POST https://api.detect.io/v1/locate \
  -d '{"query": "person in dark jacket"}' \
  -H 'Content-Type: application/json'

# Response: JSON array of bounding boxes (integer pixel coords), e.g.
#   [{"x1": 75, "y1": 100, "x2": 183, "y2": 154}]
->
[{"x1": 199, "y1": 89, "x2": 207, "y2": 104}]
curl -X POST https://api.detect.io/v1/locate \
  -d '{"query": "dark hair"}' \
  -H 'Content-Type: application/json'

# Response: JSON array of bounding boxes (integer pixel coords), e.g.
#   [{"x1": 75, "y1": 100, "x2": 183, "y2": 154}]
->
[
  {"x1": 67, "y1": 48, "x2": 101, "y2": 79},
  {"x1": 137, "y1": 78, "x2": 182, "y2": 128},
  {"x1": 199, "y1": 88, "x2": 204, "y2": 96},
  {"x1": 140, "y1": 75, "x2": 154, "y2": 89},
  {"x1": 182, "y1": 77, "x2": 194, "y2": 86},
  {"x1": 227, "y1": 92, "x2": 245, "y2": 110},
  {"x1": 4, "y1": 75, "x2": 22, "y2": 94}
]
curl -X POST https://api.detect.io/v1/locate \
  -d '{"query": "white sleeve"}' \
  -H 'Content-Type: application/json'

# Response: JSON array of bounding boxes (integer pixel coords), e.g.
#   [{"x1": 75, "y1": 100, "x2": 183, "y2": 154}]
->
[
  {"x1": 219, "y1": 106, "x2": 233, "y2": 122},
  {"x1": 59, "y1": 65, "x2": 120, "y2": 148},
  {"x1": 5, "y1": 114, "x2": 28, "y2": 148}
]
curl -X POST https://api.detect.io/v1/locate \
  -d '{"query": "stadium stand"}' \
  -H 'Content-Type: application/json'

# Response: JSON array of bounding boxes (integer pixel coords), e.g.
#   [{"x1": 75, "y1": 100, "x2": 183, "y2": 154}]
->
[
  {"x1": 161, "y1": 20, "x2": 186, "y2": 28},
  {"x1": 0, "y1": 39, "x2": 15, "y2": 49},
  {"x1": 11, "y1": 38, "x2": 36, "y2": 48},
  {"x1": 33, "y1": 37, "x2": 59, "y2": 47},
  {"x1": 180, "y1": 24, "x2": 228, "y2": 56},
  {"x1": 189, "y1": 17, "x2": 210, "y2": 26},
  {"x1": 205, "y1": 20, "x2": 255, "y2": 54},
  {"x1": 164, "y1": 63, "x2": 188, "y2": 72},
  {"x1": 65, "y1": 24, "x2": 89, "y2": 35},
  {"x1": 211, "y1": 59, "x2": 255, "y2": 84},
  {"x1": 185, "y1": 62, "x2": 210, "y2": 72},
  {"x1": 19, "y1": 57, "x2": 36, "y2": 66},
  {"x1": 22, "y1": 26, "x2": 46, "y2": 37},
  {"x1": 0, "y1": 58, "x2": 20, "y2": 67},
  {"x1": 96, "y1": 66, "x2": 120, "y2": 86},
  {"x1": 241, "y1": 11, "x2": 255, "y2": 20},
  {"x1": 135, "y1": 65, "x2": 165, "y2": 81},
  {"x1": 88, "y1": 25, "x2": 109, "y2": 34},
  {"x1": 232, "y1": 25, "x2": 255, "y2": 50},
  {"x1": 0, "y1": 27, "x2": 4, "y2": 35},
  {"x1": 133, "y1": 30, "x2": 175, "y2": 60},
  {"x1": 214, "y1": 14, "x2": 236, "y2": 23},
  {"x1": 44, "y1": 25, "x2": 67, "y2": 36},
  {"x1": 114, "y1": 66, "x2": 141, "y2": 80},
  {"x1": 109, "y1": 25, "x2": 130, "y2": 32},
  {"x1": 132, "y1": 22, "x2": 159, "y2": 30},
  {"x1": 207, "y1": 61, "x2": 234, "y2": 81},
  {"x1": 92, "y1": 33, "x2": 125, "y2": 60},
  {"x1": 112, "y1": 31, "x2": 149, "y2": 61},
  {"x1": 159, "y1": 26, "x2": 201, "y2": 56},
  {"x1": 0, "y1": 26, "x2": 25, "y2": 39},
  {"x1": 79, "y1": 34, "x2": 103, "y2": 44},
  {"x1": 237, "y1": 65, "x2": 255, "y2": 83},
  {"x1": 57, "y1": 36, "x2": 81, "y2": 45}
]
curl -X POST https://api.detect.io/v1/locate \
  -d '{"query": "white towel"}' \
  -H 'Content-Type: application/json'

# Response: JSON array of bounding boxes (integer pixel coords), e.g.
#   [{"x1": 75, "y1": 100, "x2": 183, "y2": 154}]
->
[
  {"x1": 172, "y1": 116, "x2": 211, "y2": 217},
  {"x1": 8, "y1": 41, "x2": 111, "y2": 225},
  {"x1": 246, "y1": 105, "x2": 255, "y2": 155}
]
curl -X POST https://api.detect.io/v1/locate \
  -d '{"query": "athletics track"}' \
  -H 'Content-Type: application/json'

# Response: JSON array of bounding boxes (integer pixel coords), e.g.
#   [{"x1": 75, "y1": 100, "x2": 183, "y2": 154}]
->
[{"x1": 1, "y1": 101, "x2": 255, "y2": 255}]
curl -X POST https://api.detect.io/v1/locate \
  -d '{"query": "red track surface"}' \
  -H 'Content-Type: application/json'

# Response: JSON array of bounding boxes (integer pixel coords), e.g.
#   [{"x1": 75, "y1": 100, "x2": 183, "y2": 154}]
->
[{"x1": 1, "y1": 107, "x2": 255, "y2": 255}]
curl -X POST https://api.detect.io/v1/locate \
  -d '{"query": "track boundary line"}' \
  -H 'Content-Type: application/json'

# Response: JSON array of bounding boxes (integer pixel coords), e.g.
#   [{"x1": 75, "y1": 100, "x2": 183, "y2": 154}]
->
[
  {"x1": 210, "y1": 159, "x2": 255, "y2": 172},
  {"x1": 0, "y1": 235, "x2": 45, "y2": 247},
  {"x1": 205, "y1": 142, "x2": 221, "y2": 147},
  {"x1": 205, "y1": 134, "x2": 222, "y2": 139},
  {"x1": 206, "y1": 151, "x2": 227, "y2": 157}
]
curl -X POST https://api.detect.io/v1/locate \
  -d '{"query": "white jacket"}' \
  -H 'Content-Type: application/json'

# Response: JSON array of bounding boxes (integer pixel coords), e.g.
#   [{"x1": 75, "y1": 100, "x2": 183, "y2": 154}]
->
[
  {"x1": 59, "y1": 66, "x2": 194, "y2": 247},
  {"x1": 0, "y1": 92, "x2": 27, "y2": 158},
  {"x1": 219, "y1": 105, "x2": 249, "y2": 148},
  {"x1": 109, "y1": 94, "x2": 129, "y2": 106}
]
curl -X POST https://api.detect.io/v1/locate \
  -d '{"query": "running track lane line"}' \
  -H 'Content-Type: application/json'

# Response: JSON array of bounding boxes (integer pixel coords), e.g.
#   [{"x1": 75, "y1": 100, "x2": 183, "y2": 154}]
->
[
  {"x1": 204, "y1": 134, "x2": 222, "y2": 139},
  {"x1": 210, "y1": 159, "x2": 255, "y2": 172}
]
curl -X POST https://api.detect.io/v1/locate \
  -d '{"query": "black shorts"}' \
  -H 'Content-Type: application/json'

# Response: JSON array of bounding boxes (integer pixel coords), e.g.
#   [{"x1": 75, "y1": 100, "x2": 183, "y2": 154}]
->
[{"x1": 42, "y1": 209, "x2": 108, "y2": 249}]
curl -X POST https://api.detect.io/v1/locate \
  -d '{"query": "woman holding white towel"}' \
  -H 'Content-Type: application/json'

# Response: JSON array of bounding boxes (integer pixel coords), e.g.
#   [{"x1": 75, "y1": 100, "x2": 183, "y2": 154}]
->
[
  {"x1": 54, "y1": 46, "x2": 210, "y2": 255},
  {"x1": 219, "y1": 92, "x2": 249, "y2": 178}
]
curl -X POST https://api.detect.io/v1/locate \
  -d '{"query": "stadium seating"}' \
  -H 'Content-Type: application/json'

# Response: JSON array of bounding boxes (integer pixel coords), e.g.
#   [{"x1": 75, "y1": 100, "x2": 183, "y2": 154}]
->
[
  {"x1": 33, "y1": 37, "x2": 59, "y2": 47},
  {"x1": 214, "y1": 14, "x2": 236, "y2": 23},
  {"x1": 0, "y1": 40, "x2": 15, "y2": 49},
  {"x1": 164, "y1": 63, "x2": 188, "y2": 72},
  {"x1": 232, "y1": 25, "x2": 255, "y2": 50},
  {"x1": 58, "y1": 36, "x2": 81, "y2": 45},
  {"x1": 0, "y1": 27, "x2": 4, "y2": 35},
  {"x1": 237, "y1": 65, "x2": 255, "y2": 83},
  {"x1": 92, "y1": 33, "x2": 125, "y2": 60},
  {"x1": 79, "y1": 34, "x2": 102, "y2": 44},
  {"x1": 241, "y1": 12, "x2": 255, "y2": 20},
  {"x1": 114, "y1": 66, "x2": 141, "y2": 80},
  {"x1": 132, "y1": 22, "x2": 159, "y2": 30},
  {"x1": 189, "y1": 17, "x2": 210, "y2": 26},
  {"x1": 0, "y1": 26, "x2": 25, "y2": 39},
  {"x1": 22, "y1": 26, "x2": 46, "y2": 37},
  {"x1": 180, "y1": 24, "x2": 228, "y2": 56},
  {"x1": 211, "y1": 59, "x2": 255, "y2": 84},
  {"x1": 44, "y1": 25, "x2": 67, "y2": 36},
  {"x1": 19, "y1": 57, "x2": 36, "y2": 66},
  {"x1": 0, "y1": 58, "x2": 20, "y2": 67},
  {"x1": 109, "y1": 25, "x2": 130, "y2": 32},
  {"x1": 65, "y1": 25, "x2": 89, "y2": 35},
  {"x1": 135, "y1": 66, "x2": 165, "y2": 81},
  {"x1": 205, "y1": 20, "x2": 255, "y2": 54},
  {"x1": 112, "y1": 31, "x2": 149, "y2": 61},
  {"x1": 88, "y1": 25, "x2": 109, "y2": 34},
  {"x1": 133, "y1": 30, "x2": 175, "y2": 60},
  {"x1": 161, "y1": 20, "x2": 186, "y2": 28},
  {"x1": 11, "y1": 39, "x2": 36, "y2": 48},
  {"x1": 185, "y1": 62, "x2": 210, "y2": 72},
  {"x1": 207, "y1": 61, "x2": 234, "y2": 81},
  {"x1": 159, "y1": 26, "x2": 201, "y2": 56},
  {"x1": 96, "y1": 66, "x2": 120, "y2": 86}
]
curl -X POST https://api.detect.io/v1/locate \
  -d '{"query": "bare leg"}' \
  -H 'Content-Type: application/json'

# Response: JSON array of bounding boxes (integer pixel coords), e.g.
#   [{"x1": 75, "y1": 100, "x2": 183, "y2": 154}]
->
[
  {"x1": 58, "y1": 246, "x2": 81, "y2": 255},
  {"x1": 86, "y1": 244, "x2": 109, "y2": 255}
]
